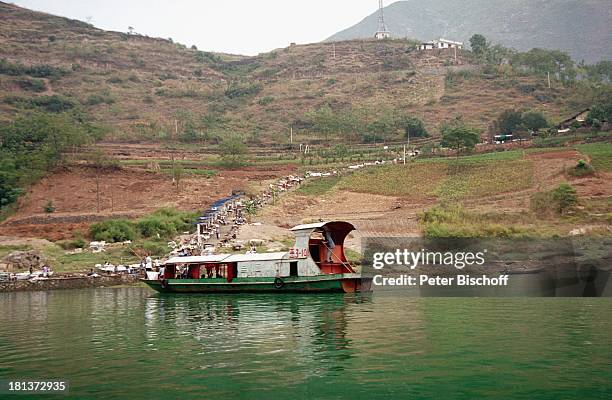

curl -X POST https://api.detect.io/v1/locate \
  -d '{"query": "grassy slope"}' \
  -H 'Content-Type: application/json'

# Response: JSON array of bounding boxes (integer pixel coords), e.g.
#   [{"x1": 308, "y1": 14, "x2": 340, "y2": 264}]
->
[
  {"x1": 0, "y1": 2, "x2": 583, "y2": 145},
  {"x1": 338, "y1": 150, "x2": 533, "y2": 201},
  {"x1": 576, "y1": 143, "x2": 612, "y2": 171}
]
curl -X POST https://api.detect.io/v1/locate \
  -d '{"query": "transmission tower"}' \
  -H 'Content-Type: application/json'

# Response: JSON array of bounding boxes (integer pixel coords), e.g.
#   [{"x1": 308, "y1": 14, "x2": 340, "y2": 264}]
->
[{"x1": 375, "y1": 0, "x2": 390, "y2": 39}]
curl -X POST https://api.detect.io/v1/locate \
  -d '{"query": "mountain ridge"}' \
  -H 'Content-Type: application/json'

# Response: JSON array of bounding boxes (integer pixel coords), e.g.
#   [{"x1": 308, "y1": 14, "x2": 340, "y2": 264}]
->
[
  {"x1": 0, "y1": 1, "x2": 590, "y2": 144},
  {"x1": 327, "y1": 0, "x2": 612, "y2": 63}
]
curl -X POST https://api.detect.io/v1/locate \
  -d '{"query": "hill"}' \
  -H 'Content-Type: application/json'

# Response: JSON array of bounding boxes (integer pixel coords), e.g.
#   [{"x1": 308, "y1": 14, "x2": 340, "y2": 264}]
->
[
  {"x1": 0, "y1": 2, "x2": 590, "y2": 147},
  {"x1": 0, "y1": 2, "x2": 610, "y2": 254},
  {"x1": 328, "y1": 0, "x2": 612, "y2": 64}
]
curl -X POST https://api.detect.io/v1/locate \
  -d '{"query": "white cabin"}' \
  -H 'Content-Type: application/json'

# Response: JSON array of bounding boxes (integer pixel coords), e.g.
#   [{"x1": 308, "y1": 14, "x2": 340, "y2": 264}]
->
[{"x1": 420, "y1": 38, "x2": 464, "y2": 51}]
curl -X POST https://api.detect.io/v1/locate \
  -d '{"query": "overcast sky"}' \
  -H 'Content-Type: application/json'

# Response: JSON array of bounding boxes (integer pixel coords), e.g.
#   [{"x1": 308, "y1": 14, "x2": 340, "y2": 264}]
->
[{"x1": 13, "y1": 0, "x2": 381, "y2": 55}]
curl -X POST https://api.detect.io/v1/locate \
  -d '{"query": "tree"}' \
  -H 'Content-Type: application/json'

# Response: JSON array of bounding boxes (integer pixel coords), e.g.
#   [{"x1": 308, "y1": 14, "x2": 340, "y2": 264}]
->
[
  {"x1": 172, "y1": 164, "x2": 183, "y2": 190},
  {"x1": 469, "y1": 34, "x2": 488, "y2": 55},
  {"x1": 305, "y1": 105, "x2": 341, "y2": 141},
  {"x1": 514, "y1": 48, "x2": 576, "y2": 84},
  {"x1": 0, "y1": 111, "x2": 99, "y2": 211},
  {"x1": 584, "y1": 61, "x2": 612, "y2": 83},
  {"x1": 551, "y1": 183, "x2": 578, "y2": 214},
  {"x1": 522, "y1": 111, "x2": 548, "y2": 132},
  {"x1": 0, "y1": 152, "x2": 21, "y2": 207},
  {"x1": 485, "y1": 44, "x2": 515, "y2": 65},
  {"x1": 219, "y1": 136, "x2": 247, "y2": 166},
  {"x1": 88, "y1": 149, "x2": 118, "y2": 213},
  {"x1": 399, "y1": 116, "x2": 429, "y2": 139},
  {"x1": 440, "y1": 123, "x2": 480, "y2": 154},
  {"x1": 496, "y1": 109, "x2": 523, "y2": 135},
  {"x1": 586, "y1": 95, "x2": 612, "y2": 125}
]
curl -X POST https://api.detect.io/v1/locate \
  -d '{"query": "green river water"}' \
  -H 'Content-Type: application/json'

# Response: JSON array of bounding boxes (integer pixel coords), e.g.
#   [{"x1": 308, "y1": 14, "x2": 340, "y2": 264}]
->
[{"x1": 1, "y1": 288, "x2": 611, "y2": 399}]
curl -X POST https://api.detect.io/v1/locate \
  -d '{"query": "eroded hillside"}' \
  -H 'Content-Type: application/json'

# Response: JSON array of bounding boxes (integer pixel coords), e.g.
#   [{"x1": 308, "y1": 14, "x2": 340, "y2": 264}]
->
[{"x1": 0, "y1": 2, "x2": 582, "y2": 144}]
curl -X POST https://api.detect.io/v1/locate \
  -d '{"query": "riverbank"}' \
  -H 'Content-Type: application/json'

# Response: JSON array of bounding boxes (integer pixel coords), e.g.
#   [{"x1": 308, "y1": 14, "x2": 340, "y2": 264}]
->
[{"x1": 0, "y1": 274, "x2": 141, "y2": 293}]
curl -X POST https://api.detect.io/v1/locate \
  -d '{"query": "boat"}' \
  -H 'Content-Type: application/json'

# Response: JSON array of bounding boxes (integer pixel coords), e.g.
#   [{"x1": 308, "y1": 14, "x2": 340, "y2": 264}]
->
[{"x1": 142, "y1": 221, "x2": 371, "y2": 294}]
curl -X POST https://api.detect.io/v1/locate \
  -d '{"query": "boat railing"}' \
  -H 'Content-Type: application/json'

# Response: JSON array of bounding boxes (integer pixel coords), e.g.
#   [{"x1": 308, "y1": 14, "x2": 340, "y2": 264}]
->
[{"x1": 321, "y1": 242, "x2": 355, "y2": 273}]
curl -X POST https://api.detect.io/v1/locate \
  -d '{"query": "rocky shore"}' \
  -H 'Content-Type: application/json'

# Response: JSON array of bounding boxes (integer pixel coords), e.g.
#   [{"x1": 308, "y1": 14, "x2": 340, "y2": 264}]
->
[{"x1": 0, "y1": 274, "x2": 141, "y2": 293}]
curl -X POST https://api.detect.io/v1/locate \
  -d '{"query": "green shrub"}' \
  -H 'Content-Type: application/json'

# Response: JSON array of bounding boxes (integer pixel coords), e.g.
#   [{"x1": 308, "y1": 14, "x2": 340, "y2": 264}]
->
[
  {"x1": 419, "y1": 206, "x2": 529, "y2": 238},
  {"x1": 530, "y1": 183, "x2": 578, "y2": 217},
  {"x1": 4, "y1": 95, "x2": 75, "y2": 112},
  {"x1": 130, "y1": 240, "x2": 169, "y2": 257},
  {"x1": 58, "y1": 234, "x2": 87, "y2": 250},
  {"x1": 194, "y1": 51, "x2": 222, "y2": 64},
  {"x1": 90, "y1": 219, "x2": 136, "y2": 242},
  {"x1": 257, "y1": 96, "x2": 274, "y2": 106},
  {"x1": 0, "y1": 59, "x2": 67, "y2": 78},
  {"x1": 85, "y1": 93, "x2": 115, "y2": 106},
  {"x1": 136, "y1": 208, "x2": 195, "y2": 239},
  {"x1": 225, "y1": 82, "x2": 262, "y2": 99},
  {"x1": 43, "y1": 200, "x2": 55, "y2": 213},
  {"x1": 136, "y1": 216, "x2": 177, "y2": 238},
  {"x1": 568, "y1": 159, "x2": 595, "y2": 177},
  {"x1": 17, "y1": 78, "x2": 47, "y2": 92},
  {"x1": 107, "y1": 76, "x2": 123, "y2": 84},
  {"x1": 551, "y1": 183, "x2": 578, "y2": 213}
]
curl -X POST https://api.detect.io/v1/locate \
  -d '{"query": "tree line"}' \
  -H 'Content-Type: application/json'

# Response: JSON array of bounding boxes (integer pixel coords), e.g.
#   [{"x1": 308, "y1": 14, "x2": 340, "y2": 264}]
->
[
  {"x1": 298, "y1": 105, "x2": 429, "y2": 144},
  {"x1": 0, "y1": 111, "x2": 103, "y2": 212}
]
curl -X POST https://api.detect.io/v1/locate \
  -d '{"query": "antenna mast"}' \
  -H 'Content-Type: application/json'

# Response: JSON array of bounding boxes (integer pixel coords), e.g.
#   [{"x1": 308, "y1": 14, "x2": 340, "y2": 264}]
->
[
  {"x1": 378, "y1": 0, "x2": 387, "y2": 32},
  {"x1": 375, "y1": 0, "x2": 390, "y2": 39}
]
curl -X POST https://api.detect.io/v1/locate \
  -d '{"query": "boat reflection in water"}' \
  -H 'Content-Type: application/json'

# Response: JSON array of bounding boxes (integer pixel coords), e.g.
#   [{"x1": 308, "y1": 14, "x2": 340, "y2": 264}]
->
[{"x1": 144, "y1": 293, "x2": 374, "y2": 378}]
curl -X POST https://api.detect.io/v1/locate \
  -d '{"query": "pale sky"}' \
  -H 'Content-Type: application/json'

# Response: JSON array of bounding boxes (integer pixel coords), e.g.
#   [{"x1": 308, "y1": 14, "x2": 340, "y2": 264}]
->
[{"x1": 12, "y1": 0, "x2": 382, "y2": 55}]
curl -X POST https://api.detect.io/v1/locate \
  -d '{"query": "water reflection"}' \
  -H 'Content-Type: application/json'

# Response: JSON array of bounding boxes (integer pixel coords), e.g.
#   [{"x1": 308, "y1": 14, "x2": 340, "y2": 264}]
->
[
  {"x1": 142, "y1": 294, "x2": 372, "y2": 378},
  {"x1": 1, "y1": 289, "x2": 611, "y2": 400}
]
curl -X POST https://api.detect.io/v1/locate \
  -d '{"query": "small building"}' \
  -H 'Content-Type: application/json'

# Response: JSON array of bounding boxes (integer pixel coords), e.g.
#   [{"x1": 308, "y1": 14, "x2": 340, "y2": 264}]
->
[
  {"x1": 375, "y1": 30, "x2": 391, "y2": 40},
  {"x1": 557, "y1": 109, "x2": 590, "y2": 130},
  {"x1": 420, "y1": 38, "x2": 464, "y2": 51}
]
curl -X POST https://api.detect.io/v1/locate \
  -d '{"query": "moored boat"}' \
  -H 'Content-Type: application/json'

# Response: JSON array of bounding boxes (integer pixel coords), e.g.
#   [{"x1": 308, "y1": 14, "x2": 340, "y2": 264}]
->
[{"x1": 142, "y1": 221, "x2": 371, "y2": 294}]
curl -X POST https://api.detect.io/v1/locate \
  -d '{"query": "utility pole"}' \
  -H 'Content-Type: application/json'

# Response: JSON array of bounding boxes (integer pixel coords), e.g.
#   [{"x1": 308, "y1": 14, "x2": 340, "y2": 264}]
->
[
  {"x1": 332, "y1": 43, "x2": 336, "y2": 60},
  {"x1": 403, "y1": 145, "x2": 406, "y2": 165},
  {"x1": 290, "y1": 125, "x2": 293, "y2": 144},
  {"x1": 547, "y1": 71, "x2": 551, "y2": 89},
  {"x1": 95, "y1": 174, "x2": 101, "y2": 213}
]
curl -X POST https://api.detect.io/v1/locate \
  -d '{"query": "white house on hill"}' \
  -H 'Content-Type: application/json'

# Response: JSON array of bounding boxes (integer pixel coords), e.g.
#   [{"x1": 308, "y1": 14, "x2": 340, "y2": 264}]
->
[
  {"x1": 375, "y1": 30, "x2": 391, "y2": 40},
  {"x1": 420, "y1": 38, "x2": 464, "y2": 51}
]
